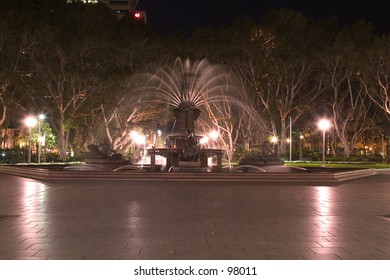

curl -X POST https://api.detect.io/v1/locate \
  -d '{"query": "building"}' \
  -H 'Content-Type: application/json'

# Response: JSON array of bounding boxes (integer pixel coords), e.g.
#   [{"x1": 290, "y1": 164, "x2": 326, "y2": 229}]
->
[
  {"x1": 106, "y1": 0, "x2": 134, "y2": 18},
  {"x1": 106, "y1": 0, "x2": 146, "y2": 21},
  {"x1": 67, "y1": 0, "x2": 146, "y2": 21},
  {"x1": 0, "y1": 128, "x2": 16, "y2": 149}
]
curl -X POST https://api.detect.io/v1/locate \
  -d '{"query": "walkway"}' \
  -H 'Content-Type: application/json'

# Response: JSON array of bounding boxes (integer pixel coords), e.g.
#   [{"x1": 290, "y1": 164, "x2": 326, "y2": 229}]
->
[{"x1": 1, "y1": 171, "x2": 390, "y2": 260}]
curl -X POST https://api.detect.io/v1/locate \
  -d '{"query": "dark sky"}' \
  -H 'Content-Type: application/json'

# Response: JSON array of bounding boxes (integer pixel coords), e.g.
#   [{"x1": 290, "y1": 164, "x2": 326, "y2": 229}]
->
[{"x1": 136, "y1": 0, "x2": 390, "y2": 34}]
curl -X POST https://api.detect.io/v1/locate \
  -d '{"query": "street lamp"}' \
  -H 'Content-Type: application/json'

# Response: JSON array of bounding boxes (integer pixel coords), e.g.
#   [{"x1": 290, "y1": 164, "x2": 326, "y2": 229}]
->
[
  {"x1": 286, "y1": 138, "x2": 292, "y2": 161},
  {"x1": 37, "y1": 114, "x2": 45, "y2": 164},
  {"x1": 24, "y1": 116, "x2": 38, "y2": 164},
  {"x1": 317, "y1": 119, "x2": 331, "y2": 164},
  {"x1": 199, "y1": 130, "x2": 219, "y2": 147},
  {"x1": 270, "y1": 135, "x2": 278, "y2": 156},
  {"x1": 199, "y1": 136, "x2": 209, "y2": 146},
  {"x1": 288, "y1": 116, "x2": 292, "y2": 161},
  {"x1": 130, "y1": 130, "x2": 146, "y2": 157},
  {"x1": 299, "y1": 134, "x2": 304, "y2": 161},
  {"x1": 208, "y1": 130, "x2": 219, "y2": 141},
  {"x1": 208, "y1": 130, "x2": 219, "y2": 148}
]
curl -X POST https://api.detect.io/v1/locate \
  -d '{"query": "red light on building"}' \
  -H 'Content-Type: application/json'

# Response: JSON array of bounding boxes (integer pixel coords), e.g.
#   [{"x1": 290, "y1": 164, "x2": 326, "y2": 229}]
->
[
  {"x1": 132, "y1": 11, "x2": 146, "y2": 23},
  {"x1": 134, "y1": 12, "x2": 141, "y2": 19}
]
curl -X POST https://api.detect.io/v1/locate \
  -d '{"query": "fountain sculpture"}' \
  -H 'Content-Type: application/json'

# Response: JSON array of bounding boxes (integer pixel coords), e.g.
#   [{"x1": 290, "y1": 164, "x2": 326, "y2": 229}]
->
[
  {"x1": 150, "y1": 105, "x2": 223, "y2": 171},
  {"x1": 128, "y1": 57, "x2": 268, "y2": 172},
  {"x1": 147, "y1": 101, "x2": 224, "y2": 172}
]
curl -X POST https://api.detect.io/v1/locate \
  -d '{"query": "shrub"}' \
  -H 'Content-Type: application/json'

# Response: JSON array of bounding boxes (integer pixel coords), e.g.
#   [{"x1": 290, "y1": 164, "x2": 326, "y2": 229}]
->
[
  {"x1": 44, "y1": 152, "x2": 61, "y2": 162},
  {"x1": 368, "y1": 154, "x2": 383, "y2": 163}
]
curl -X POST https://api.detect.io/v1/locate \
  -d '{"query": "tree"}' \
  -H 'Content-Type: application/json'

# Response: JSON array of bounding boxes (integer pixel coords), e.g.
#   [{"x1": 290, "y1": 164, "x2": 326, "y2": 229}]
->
[
  {"x1": 361, "y1": 35, "x2": 390, "y2": 117},
  {"x1": 323, "y1": 22, "x2": 377, "y2": 157},
  {"x1": 101, "y1": 96, "x2": 161, "y2": 154},
  {"x1": 0, "y1": 81, "x2": 9, "y2": 128},
  {"x1": 25, "y1": 38, "x2": 105, "y2": 160},
  {"x1": 235, "y1": 9, "x2": 325, "y2": 157},
  {"x1": 18, "y1": 1, "x2": 143, "y2": 160},
  {"x1": 0, "y1": 2, "x2": 37, "y2": 127},
  {"x1": 200, "y1": 87, "x2": 265, "y2": 159}
]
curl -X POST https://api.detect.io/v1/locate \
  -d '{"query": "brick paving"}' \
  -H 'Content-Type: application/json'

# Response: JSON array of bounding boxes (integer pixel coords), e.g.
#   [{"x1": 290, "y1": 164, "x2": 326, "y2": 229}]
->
[{"x1": 1, "y1": 171, "x2": 390, "y2": 260}]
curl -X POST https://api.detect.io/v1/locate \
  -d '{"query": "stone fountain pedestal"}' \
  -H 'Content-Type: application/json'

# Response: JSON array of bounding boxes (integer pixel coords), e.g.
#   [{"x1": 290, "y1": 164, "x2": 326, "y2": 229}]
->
[
  {"x1": 146, "y1": 93, "x2": 226, "y2": 173},
  {"x1": 171, "y1": 161, "x2": 208, "y2": 173},
  {"x1": 148, "y1": 148, "x2": 224, "y2": 172}
]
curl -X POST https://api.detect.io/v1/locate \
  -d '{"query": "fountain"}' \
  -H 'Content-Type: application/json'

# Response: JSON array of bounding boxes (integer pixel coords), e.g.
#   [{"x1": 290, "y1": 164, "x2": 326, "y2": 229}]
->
[
  {"x1": 139, "y1": 59, "x2": 226, "y2": 172},
  {"x1": 126, "y1": 57, "x2": 272, "y2": 172},
  {"x1": 147, "y1": 101, "x2": 224, "y2": 172}
]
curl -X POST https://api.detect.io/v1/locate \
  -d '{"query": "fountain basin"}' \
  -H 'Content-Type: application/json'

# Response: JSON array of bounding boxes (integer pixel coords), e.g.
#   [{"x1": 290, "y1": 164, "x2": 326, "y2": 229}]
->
[
  {"x1": 147, "y1": 148, "x2": 224, "y2": 172},
  {"x1": 0, "y1": 165, "x2": 377, "y2": 183}
]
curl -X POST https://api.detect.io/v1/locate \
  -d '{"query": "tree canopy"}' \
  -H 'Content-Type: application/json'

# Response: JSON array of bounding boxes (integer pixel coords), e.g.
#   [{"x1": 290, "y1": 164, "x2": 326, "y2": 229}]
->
[{"x1": 1, "y1": 1, "x2": 390, "y2": 161}]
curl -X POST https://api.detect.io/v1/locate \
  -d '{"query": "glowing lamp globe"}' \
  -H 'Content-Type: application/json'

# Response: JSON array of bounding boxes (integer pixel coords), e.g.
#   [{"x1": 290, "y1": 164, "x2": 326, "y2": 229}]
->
[
  {"x1": 318, "y1": 119, "x2": 331, "y2": 131},
  {"x1": 25, "y1": 116, "x2": 38, "y2": 128}
]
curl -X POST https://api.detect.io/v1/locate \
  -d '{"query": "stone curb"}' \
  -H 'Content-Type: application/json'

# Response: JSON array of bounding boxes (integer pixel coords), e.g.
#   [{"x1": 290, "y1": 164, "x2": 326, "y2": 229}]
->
[{"x1": 0, "y1": 166, "x2": 377, "y2": 183}]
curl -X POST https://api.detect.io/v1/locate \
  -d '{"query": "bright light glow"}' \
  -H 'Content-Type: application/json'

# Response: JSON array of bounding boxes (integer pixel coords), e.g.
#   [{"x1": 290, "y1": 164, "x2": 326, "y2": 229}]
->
[
  {"x1": 24, "y1": 116, "x2": 38, "y2": 128},
  {"x1": 316, "y1": 187, "x2": 331, "y2": 215},
  {"x1": 130, "y1": 130, "x2": 139, "y2": 139},
  {"x1": 157, "y1": 130, "x2": 162, "y2": 137},
  {"x1": 318, "y1": 119, "x2": 331, "y2": 131},
  {"x1": 209, "y1": 130, "x2": 219, "y2": 141},
  {"x1": 199, "y1": 136, "x2": 209, "y2": 145},
  {"x1": 134, "y1": 12, "x2": 141, "y2": 18},
  {"x1": 286, "y1": 138, "x2": 291, "y2": 143},
  {"x1": 40, "y1": 135, "x2": 46, "y2": 146},
  {"x1": 38, "y1": 114, "x2": 45, "y2": 121},
  {"x1": 270, "y1": 136, "x2": 278, "y2": 143},
  {"x1": 299, "y1": 134, "x2": 304, "y2": 139},
  {"x1": 136, "y1": 136, "x2": 145, "y2": 145},
  {"x1": 130, "y1": 130, "x2": 145, "y2": 145}
]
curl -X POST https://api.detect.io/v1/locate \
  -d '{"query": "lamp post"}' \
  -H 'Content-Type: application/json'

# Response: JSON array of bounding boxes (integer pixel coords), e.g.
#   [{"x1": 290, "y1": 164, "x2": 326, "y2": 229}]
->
[
  {"x1": 24, "y1": 116, "x2": 38, "y2": 164},
  {"x1": 286, "y1": 138, "x2": 292, "y2": 161},
  {"x1": 37, "y1": 114, "x2": 45, "y2": 164},
  {"x1": 299, "y1": 134, "x2": 304, "y2": 161},
  {"x1": 289, "y1": 116, "x2": 292, "y2": 161},
  {"x1": 317, "y1": 119, "x2": 331, "y2": 164}
]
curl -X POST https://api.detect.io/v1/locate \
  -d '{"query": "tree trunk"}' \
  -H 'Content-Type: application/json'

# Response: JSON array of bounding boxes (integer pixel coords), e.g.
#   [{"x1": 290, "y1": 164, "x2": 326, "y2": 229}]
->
[
  {"x1": 58, "y1": 122, "x2": 69, "y2": 161},
  {"x1": 343, "y1": 145, "x2": 352, "y2": 158}
]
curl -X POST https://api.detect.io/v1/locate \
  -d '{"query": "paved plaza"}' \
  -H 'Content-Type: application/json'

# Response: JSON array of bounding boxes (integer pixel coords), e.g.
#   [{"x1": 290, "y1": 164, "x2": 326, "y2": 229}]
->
[{"x1": 1, "y1": 171, "x2": 390, "y2": 260}]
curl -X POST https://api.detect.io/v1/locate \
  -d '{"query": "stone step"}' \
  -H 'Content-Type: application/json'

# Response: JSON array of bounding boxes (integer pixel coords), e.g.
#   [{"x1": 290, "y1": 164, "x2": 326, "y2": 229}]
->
[{"x1": 0, "y1": 165, "x2": 377, "y2": 183}]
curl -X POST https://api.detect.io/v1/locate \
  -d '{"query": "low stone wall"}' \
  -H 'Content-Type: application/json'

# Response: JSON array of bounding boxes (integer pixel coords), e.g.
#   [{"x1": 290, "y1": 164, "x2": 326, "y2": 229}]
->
[{"x1": 0, "y1": 165, "x2": 377, "y2": 183}]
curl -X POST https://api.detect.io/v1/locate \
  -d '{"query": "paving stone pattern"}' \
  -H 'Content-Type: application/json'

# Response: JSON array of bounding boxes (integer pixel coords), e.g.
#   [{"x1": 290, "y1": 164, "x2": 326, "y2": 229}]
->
[{"x1": 1, "y1": 171, "x2": 390, "y2": 260}]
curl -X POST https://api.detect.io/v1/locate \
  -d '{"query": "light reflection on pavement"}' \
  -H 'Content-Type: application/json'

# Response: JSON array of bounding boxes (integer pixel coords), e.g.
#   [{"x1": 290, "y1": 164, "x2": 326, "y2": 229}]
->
[{"x1": 1, "y1": 171, "x2": 390, "y2": 260}]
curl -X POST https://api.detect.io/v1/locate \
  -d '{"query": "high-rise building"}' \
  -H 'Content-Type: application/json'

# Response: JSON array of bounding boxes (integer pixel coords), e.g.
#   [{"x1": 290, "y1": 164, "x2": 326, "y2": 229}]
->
[
  {"x1": 67, "y1": 0, "x2": 145, "y2": 21},
  {"x1": 107, "y1": 0, "x2": 133, "y2": 17},
  {"x1": 66, "y1": 0, "x2": 100, "y2": 3}
]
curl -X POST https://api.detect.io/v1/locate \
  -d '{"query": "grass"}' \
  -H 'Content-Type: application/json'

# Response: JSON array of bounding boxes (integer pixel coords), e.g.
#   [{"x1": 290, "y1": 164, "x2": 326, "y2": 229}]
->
[
  {"x1": 13, "y1": 161, "x2": 83, "y2": 165},
  {"x1": 285, "y1": 161, "x2": 390, "y2": 169}
]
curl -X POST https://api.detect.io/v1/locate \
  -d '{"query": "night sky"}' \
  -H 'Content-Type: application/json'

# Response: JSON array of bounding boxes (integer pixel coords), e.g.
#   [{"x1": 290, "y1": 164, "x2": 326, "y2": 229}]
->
[{"x1": 136, "y1": 0, "x2": 390, "y2": 34}]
